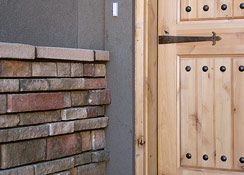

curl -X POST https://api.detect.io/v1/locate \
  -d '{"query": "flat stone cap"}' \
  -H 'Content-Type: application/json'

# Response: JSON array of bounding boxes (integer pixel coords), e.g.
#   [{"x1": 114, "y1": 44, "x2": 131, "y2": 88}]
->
[
  {"x1": 36, "y1": 46, "x2": 94, "y2": 62},
  {"x1": 0, "y1": 42, "x2": 35, "y2": 59},
  {"x1": 0, "y1": 42, "x2": 109, "y2": 62}
]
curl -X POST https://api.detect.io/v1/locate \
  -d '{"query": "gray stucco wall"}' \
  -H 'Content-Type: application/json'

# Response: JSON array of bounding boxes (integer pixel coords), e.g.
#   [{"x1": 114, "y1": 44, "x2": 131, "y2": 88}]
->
[{"x1": 0, "y1": 0, "x2": 134, "y2": 174}]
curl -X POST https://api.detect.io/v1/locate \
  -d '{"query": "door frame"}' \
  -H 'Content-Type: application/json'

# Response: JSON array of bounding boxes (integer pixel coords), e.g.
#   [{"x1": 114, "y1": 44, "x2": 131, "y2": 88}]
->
[{"x1": 135, "y1": 0, "x2": 158, "y2": 174}]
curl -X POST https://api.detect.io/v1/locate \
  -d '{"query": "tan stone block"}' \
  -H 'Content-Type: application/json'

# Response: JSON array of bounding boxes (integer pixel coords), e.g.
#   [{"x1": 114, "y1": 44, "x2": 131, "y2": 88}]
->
[
  {"x1": 0, "y1": 42, "x2": 35, "y2": 60},
  {"x1": 91, "y1": 130, "x2": 105, "y2": 150},
  {"x1": 0, "y1": 125, "x2": 49, "y2": 142},
  {"x1": 0, "y1": 165, "x2": 34, "y2": 175},
  {"x1": 19, "y1": 110, "x2": 61, "y2": 126},
  {"x1": 81, "y1": 131, "x2": 91, "y2": 151},
  {"x1": 48, "y1": 121, "x2": 74, "y2": 136},
  {"x1": 95, "y1": 50, "x2": 110, "y2": 61},
  {"x1": 95, "y1": 64, "x2": 106, "y2": 77},
  {"x1": 0, "y1": 60, "x2": 31, "y2": 77},
  {"x1": 36, "y1": 46, "x2": 94, "y2": 62},
  {"x1": 0, "y1": 79, "x2": 19, "y2": 92},
  {"x1": 0, "y1": 139, "x2": 46, "y2": 169},
  {"x1": 57, "y1": 62, "x2": 71, "y2": 77},
  {"x1": 74, "y1": 152, "x2": 91, "y2": 166},
  {"x1": 77, "y1": 162, "x2": 106, "y2": 175},
  {"x1": 32, "y1": 62, "x2": 57, "y2": 77},
  {"x1": 71, "y1": 63, "x2": 83, "y2": 77},
  {"x1": 91, "y1": 151, "x2": 110, "y2": 162},
  {"x1": 61, "y1": 108, "x2": 87, "y2": 120},
  {"x1": 74, "y1": 117, "x2": 109, "y2": 131},
  {"x1": 0, "y1": 114, "x2": 19, "y2": 128},
  {"x1": 71, "y1": 91, "x2": 89, "y2": 107},
  {"x1": 0, "y1": 95, "x2": 7, "y2": 114},
  {"x1": 34, "y1": 157, "x2": 74, "y2": 175}
]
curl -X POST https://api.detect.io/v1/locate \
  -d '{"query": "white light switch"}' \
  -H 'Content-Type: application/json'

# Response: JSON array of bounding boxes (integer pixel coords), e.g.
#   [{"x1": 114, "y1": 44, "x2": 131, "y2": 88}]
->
[{"x1": 113, "y1": 2, "x2": 118, "y2": 16}]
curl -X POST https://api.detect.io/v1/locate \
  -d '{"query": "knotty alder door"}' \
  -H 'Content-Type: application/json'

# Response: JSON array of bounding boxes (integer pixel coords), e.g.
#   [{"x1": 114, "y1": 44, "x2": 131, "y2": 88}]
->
[{"x1": 158, "y1": 0, "x2": 244, "y2": 175}]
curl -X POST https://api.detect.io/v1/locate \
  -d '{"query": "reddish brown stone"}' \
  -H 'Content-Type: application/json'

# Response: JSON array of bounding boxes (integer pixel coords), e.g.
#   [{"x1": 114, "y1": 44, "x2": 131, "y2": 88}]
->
[
  {"x1": 7, "y1": 93, "x2": 65, "y2": 113},
  {"x1": 81, "y1": 131, "x2": 91, "y2": 151},
  {"x1": 46, "y1": 133, "x2": 83, "y2": 160},
  {"x1": 84, "y1": 78, "x2": 107, "y2": 89},
  {"x1": 0, "y1": 60, "x2": 31, "y2": 77},
  {"x1": 86, "y1": 107, "x2": 98, "y2": 118},
  {"x1": 83, "y1": 64, "x2": 95, "y2": 76},
  {"x1": 71, "y1": 63, "x2": 83, "y2": 77},
  {"x1": 57, "y1": 63, "x2": 71, "y2": 77},
  {"x1": 88, "y1": 90, "x2": 111, "y2": 105}
]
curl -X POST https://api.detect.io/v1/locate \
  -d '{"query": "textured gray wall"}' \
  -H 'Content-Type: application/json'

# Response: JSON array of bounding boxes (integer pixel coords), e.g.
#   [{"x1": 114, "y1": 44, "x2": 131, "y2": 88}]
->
[
  {"x1": 0, "y1": 0, "x2": 105, "y2": 50},
  {"x1": 105, "y1": 0, "x2": 134, "y2": 175},
  {"x1": 0, "y1": 0, "x2": 134, "y2": 174}
]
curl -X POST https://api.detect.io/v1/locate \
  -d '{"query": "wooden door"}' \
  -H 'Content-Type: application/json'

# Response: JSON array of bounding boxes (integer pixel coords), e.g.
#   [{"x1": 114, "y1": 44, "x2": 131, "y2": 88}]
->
[{"x1": 158, "y1": 0, "x2": 244, "y2": 174}]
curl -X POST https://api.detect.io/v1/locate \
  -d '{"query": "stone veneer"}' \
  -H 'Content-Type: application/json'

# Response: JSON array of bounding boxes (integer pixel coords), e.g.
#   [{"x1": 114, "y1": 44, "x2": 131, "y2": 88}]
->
[{"x1": 0, "y1": 42, "x2": 110, "y2": 175}]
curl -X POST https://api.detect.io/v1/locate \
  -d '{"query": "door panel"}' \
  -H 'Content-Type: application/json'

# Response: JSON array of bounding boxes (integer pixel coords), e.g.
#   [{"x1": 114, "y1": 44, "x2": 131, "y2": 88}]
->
[{"x1": 158, "y1": 0, "x2": 244, "y2": 174}]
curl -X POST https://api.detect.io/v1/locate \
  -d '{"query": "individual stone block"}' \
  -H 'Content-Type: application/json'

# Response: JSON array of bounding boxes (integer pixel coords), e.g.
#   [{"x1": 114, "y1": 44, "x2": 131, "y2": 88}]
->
[
  {"x1": 36, "y1": 46, "x2": 94, "y2": 62},
  {"x1": 74, "y1": 152, "x2": 92, "y2": 166},
  {"x1": 0, "y1": 42, "x2": 35, "y2": 60},
  {"x1": 83, "y1": 64, "x2": 95, "y2": 76},
  {"x1": 0, "y1": 114, "x2": 19, "y2": 128},
  {"x1": 81, "y1": 131, "x2": 91, "y2": 151},
  {"x1": 71, "y1": 63, "x2": 83, "y2": 77},
  {"x1": 18, "y1": 110, "x2": 61, "y2": 126},
  {"x1": 0, "y1": 95, "x2": 7, "y2": 114},
  {"x1": 57, "y1": 63, "x2": 71, "y2": 77},
  {"x1": 7, "y1": 93, "x2": 65, "y2": 113},
  {"x1": 0, "y1": 139, "x2": 46, "y2": 169},
  {"x1": 0, "y1": 60, "x2": 31, "y2": 77},
  {"x1": 97, "y1": 106, "x2": 105, "y2": 116},
  {"x1": 64, "y1": 92, "x2": 71, "y2": 108},
  {"x1": 20, "y1": 79, "x2": 49, "y2": 91},
  {"x1": 91, "y1": 151, "x2": 110, "y2": 162},
  {"x1": 86, "y1": 107, "x2": 98, "y2": 118},
  {"x1": 95, "y1": 50, "x2": 110, "y2": 61},
  {"x1": 77, "y1": 162, "x2": 106, "y2": 175},
  {"x1": 88, "y1": 90, "x2": 111, "y2": 105},
  {"x1": 34, "y1": 157, "x2": 74, "y2": 175},
  {"x1": 71, "y1": 91, "x2": 89, "y2": 107},
  {"x1": 48, "y1": 121, "x2": 74, "y2": 136},
  {"x1": 32, "y1": 62, "x2": 57, "y2": 77},
  {"x1": 61, "y1": 108, "x2": 87, "y2": 120},
  {"x1": 91, "y1": 130, "x2": 105, "y2": 150},
  {"x1": 74, "y1": 117, "x2": 108, "y2": 131},
  {"x1": 0, "y1": 125, "x2": 48, "y2": 142},
  {"x1": 69, "y1": 168, "x2": 77, "y2": 175},
  {"x1": 95, "y1": 64, "x2": 106, "y2": 77},
  {"x1": 0, "y1": 79, "x2": 19, "y2": 92},
  {"x1": 0, "y1": 165, "x2": 34, "y2": 175},
  {"x1": 48, "y1": 78, "x2": 85, "y2": 90},
  {"x1": 46, "y1": 133, "x2": 82, "y2": 160},
  {"x1": 84, "y1": 78, "x2": 107, "y2": 89}
]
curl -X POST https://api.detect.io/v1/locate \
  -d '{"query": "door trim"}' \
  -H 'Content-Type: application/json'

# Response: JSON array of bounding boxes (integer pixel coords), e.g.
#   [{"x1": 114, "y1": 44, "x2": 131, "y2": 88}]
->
[{"x1": 135, "y1": 0, "x2": 158, "y2": 174}]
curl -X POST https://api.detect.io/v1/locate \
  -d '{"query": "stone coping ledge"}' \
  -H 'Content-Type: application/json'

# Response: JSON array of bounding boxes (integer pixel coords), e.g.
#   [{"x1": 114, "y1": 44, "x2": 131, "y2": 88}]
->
[{"x1": 0, "y1": 42, "x2": 110, "y2": 62}]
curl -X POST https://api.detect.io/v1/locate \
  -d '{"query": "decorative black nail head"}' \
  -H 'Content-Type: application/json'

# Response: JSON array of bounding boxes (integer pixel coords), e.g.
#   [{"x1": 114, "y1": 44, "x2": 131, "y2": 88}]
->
[
  {"x1": 185, "y1": 66, "x2": 191, "y2": 72},
  {"x1": 221, "y1": 155, "x2": 227, "y2": 162},
  {"x1": 203, "y1": 5, "x2": 209, "y2": 11},
  {"x1": 240, "y1": 3, "x2": 244, "y2": 9},
  {"x1": 239, "y1": 65, "x2": 244, "y2": 72},
  {"x1": 220, "y1": 66, "x2": 226, "y2": 72},
  {"x1": 221, "y1": 4, "x2": 227, "y2": 10},
  {"x1": 202, "y1": 66, "x2": 208, "y2": 72},
  {"x1": 203, "y1": 154, "x2": 208, "y2": 161},
  {"x1": 186, "y1": 6, "x2": 192, "y2": 12},
  {"x1": 186, "y1": 153, "x2": 192, "y2": 159},
  {"x1": 240, "y1": 157, "x2": 244, "y2": 164}
]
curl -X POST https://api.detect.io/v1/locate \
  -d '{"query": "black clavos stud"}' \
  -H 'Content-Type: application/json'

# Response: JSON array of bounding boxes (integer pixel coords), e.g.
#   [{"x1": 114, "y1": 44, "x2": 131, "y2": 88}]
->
[
  {"x1": 203, "y1": 154, "x2": 208, "y2": 161},
  {"x1": 186, "y1": 6, "x2": 192, "y2": 12},
  {"x1": 221, "y1": 155, "x2": 227, "y2": 162},
  {"x1": 186, "y1": 153, "x2": 192, "y2": 159},
  {"x1": 185, "y1": 66, "x2": 191, "y2": 72},
  {"x1": 202, "y1": 66, "x2": 208, "y2": 72},
  {"x1": 240, "y1": 157, "x2": 244, "y2": 164},
  {"x1": 221, "y1": 4, "x2": 227, "y2": 10},
  {"x1": 240, "y1": 3, "x2": 244, "y2": 9},
  {"x1": 203, "y1": 5, "x2": 209, "y2": 11},
  {"x1": 220, "y1": 66, "x2": 226, "y2": 72},
  {"x1": 239, "y1": 65, "x2": 244, "y2": 72}
]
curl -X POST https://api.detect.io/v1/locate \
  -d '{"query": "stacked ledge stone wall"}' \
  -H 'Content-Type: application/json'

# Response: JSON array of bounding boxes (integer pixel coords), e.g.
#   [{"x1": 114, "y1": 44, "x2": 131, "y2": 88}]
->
[{"x1": 0, "y1": 42, "x2": 110, "y2": 175}]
